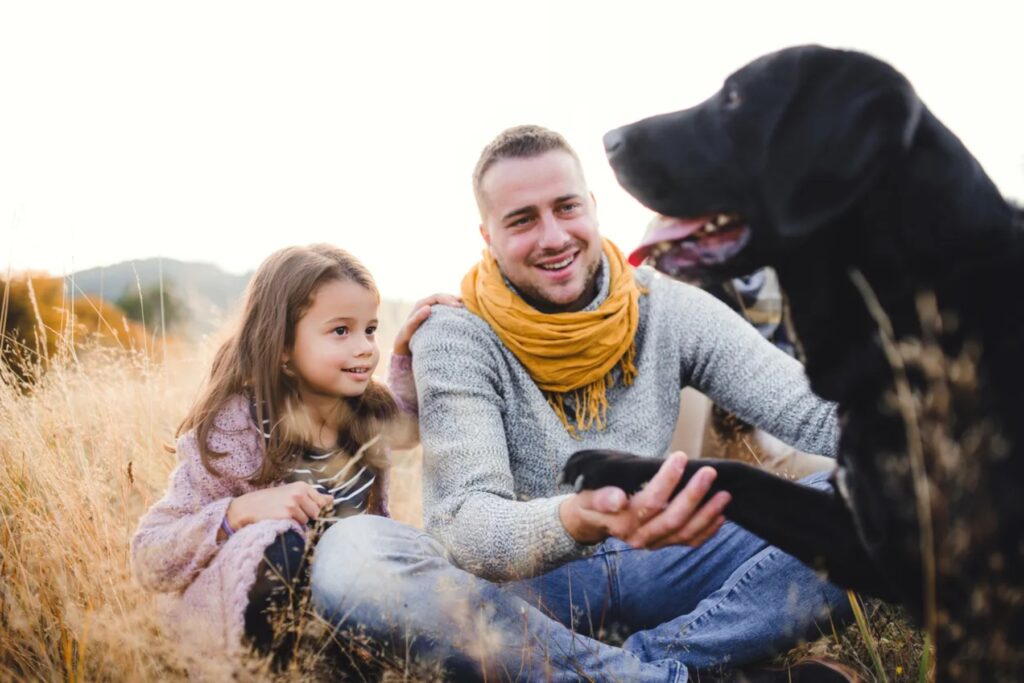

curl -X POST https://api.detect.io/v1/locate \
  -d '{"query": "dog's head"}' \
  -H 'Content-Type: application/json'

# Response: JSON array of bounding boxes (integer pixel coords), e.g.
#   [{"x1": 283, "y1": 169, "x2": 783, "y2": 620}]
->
[{"x1": 606, "y1": 45, "x2": 923, "y2": 281}]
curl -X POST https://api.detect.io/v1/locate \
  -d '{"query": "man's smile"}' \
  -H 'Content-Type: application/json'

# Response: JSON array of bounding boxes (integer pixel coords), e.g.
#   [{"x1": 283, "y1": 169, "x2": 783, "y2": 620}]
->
[{"x1": 534, "y1": 250, "x2": 579, "y2": 279}]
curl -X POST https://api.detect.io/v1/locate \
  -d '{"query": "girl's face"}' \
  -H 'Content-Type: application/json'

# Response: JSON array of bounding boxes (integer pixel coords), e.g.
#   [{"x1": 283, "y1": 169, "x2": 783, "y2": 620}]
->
[{"x1": 286, "y1": 279, "x2": 380, "y2": 399}]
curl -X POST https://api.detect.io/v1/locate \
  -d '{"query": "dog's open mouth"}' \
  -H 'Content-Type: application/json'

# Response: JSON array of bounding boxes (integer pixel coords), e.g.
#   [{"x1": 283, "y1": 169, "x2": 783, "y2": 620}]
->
[{"x1": 627, "y1": 213, "x2": 751, "y2": 280}]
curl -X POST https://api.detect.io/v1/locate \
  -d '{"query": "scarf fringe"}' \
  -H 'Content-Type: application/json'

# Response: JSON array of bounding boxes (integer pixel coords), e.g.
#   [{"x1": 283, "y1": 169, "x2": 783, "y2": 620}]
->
[
  {"x1": 545, "y1": 343, "x2": 638, "y2": 439},
  {"x1": 463, "y1": 238, "x2": 643, "y2": 438}
]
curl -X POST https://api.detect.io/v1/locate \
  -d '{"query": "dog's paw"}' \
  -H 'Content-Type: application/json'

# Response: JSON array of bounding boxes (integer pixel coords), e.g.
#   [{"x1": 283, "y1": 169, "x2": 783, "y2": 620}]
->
[{"x1": 560, "y1": 449, "x2": 665, "y2": 496}]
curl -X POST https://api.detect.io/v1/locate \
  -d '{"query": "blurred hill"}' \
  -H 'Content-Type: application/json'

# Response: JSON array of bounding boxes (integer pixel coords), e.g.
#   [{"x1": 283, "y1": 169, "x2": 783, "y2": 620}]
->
[
  {"x1": 65, "y1": 258, "x2": 412, "y2": 345},
  {"x1": 67, "y1": 259, "x2": 251, "y2": 335}
]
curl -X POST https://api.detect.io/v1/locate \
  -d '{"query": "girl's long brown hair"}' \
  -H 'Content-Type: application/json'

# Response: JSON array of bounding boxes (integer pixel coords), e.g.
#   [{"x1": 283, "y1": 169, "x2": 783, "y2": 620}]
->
[{"x1": 179, "y1": 244, "x2": 397, "y2": 486}]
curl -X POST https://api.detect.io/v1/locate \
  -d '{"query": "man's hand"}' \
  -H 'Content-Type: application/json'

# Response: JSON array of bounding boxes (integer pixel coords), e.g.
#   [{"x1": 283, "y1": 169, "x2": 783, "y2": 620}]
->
[
  {"x1": 559, "y1": 451, "x2": 732, "y2": 548},
  {"x1": 559, "y1": 481, "x2": 630, "y2": 545}
]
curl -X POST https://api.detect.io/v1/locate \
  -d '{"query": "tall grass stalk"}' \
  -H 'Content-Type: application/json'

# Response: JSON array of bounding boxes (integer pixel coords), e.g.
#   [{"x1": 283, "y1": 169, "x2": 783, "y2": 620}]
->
[
  {"x1": 848, "y1": 591, "x2": 889, "y2": 683},
  {"x1": 849, "y1": 269, "x2": 937, "y2": 643}
]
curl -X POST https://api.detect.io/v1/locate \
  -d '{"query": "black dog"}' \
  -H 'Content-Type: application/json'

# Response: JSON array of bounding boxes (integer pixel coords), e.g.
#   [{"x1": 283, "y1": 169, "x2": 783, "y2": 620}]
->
[{"x1": 564, "y1": 46, "x2": 1023, "y2": 679}]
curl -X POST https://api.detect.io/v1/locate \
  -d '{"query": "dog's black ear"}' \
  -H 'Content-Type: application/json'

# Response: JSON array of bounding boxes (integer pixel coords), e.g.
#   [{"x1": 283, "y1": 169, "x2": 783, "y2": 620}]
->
[{"x1": 762, "y1": 54, "x2": 923, "y2": 240}]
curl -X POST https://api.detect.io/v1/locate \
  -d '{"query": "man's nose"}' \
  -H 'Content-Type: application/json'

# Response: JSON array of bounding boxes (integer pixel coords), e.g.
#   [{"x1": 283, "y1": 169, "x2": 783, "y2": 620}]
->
[{"x1": 538, "y1": 211, "x2": 570, "y2": 248}]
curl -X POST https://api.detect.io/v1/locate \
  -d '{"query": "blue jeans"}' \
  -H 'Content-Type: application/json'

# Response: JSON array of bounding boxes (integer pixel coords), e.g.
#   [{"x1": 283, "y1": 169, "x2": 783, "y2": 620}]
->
[{"x1": 310, "y1": 470, "x2": 850, "y2": 681}]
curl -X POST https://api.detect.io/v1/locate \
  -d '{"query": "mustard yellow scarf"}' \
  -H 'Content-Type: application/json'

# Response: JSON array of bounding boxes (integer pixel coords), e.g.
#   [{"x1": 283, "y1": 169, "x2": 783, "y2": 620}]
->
[{"x1": 461, "y1": 239, "x2": 640, "y2": 437}]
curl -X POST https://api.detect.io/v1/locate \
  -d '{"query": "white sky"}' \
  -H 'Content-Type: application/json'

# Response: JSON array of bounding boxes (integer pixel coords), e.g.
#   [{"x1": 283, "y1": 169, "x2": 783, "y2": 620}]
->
[{"x1": 2, "y1": 1, "x2": 1022, "y2": 302}]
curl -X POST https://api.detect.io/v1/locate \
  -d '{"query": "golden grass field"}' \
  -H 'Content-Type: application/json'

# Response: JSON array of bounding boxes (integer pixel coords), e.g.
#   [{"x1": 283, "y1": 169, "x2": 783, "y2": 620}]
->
[{"x1": 0, "y1": 331, "x2": 927, "y2": 681}]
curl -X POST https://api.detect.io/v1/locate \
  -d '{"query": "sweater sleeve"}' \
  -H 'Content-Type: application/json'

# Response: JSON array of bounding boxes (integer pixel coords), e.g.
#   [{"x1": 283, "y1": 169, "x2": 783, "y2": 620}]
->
[
  {"x1": 674, "y1": 283, "x2": 839, "y2": 457},
  {"x1": 411, "y1": 309, "x2": 589, "y2": 582},
  {"x1": 383, "y1": 353, "x2": 421, "y2": 450},
  {"x1": 386, "y1": 353, "x2": 418, "y2": 417},
  {"x1": 130, "y1": 425, "x2": 259, "y2": 593}
]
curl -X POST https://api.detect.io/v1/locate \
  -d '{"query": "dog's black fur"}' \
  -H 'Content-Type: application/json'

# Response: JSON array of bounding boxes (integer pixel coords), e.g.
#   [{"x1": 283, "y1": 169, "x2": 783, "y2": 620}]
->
[{"x1": 564, "y1": 46, "x2": 1024, "y2": 679}]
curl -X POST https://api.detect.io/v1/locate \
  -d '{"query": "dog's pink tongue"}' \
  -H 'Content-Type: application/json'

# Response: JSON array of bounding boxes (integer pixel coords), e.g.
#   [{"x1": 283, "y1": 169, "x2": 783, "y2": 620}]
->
[{"x1": 627, "y1": 215, "x2": 709, "y2": 266}]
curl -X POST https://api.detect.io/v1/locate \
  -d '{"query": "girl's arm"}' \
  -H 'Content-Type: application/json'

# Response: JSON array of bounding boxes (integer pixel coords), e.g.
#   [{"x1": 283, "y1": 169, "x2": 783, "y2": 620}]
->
[
  {"x1": 387, "y1": 352, "x2": 418, "y2": 419},
  {"x1": 130, "y1": 427, "x2": 255, "y2": 593},
  {"x1": 386, "y1": 353, "x2": 420, "y2": 449},
  {"x1": 131, "y1": 424, "x2": 334, "y2": 593},
  {"x1": 386, "y1": 293, "x2": 462, "y2": 450}
]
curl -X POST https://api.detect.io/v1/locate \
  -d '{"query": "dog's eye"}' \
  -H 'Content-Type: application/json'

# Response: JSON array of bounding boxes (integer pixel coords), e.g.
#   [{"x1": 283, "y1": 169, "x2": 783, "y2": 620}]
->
[{"x1": 724, "y1": 87, "x2": 741, "y2": 110}]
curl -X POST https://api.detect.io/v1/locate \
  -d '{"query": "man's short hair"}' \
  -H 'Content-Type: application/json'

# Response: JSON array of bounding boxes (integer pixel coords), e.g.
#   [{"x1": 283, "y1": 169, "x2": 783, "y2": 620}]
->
[{"x1": 472, "y1": 125, "x2": 583, "y2": 212}]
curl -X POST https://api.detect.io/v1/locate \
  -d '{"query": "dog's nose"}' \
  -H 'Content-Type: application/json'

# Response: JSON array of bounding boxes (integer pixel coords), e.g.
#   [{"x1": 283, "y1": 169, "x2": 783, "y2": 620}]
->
[{"x1": 603, "y1": 128, "x2": 625, "y2": 156}]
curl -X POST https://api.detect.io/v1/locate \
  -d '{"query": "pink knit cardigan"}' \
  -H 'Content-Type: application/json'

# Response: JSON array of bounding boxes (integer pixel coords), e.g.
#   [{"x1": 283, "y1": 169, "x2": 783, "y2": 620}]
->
[{"x1": 130, "y1": 355, "x2": 417, "y2": 670}]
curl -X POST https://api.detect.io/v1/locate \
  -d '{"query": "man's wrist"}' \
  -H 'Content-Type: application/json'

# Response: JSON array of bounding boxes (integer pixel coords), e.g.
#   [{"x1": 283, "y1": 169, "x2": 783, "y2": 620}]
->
[{"x1": 559, "y1": 495, "x2": 605, "y2": 545}]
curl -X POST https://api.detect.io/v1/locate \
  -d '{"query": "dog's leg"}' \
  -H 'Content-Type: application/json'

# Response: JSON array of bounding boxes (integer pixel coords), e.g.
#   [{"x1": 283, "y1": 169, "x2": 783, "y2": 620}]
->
[{"x1": 562, "y1": 449, "x2": 898, "y2": 601}]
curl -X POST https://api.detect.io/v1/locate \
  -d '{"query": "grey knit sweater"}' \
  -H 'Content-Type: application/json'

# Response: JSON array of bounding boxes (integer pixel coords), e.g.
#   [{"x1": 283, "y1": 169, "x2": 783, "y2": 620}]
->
[{"x1": 410, "y1": 263, "x2": 838, "y2": 582}]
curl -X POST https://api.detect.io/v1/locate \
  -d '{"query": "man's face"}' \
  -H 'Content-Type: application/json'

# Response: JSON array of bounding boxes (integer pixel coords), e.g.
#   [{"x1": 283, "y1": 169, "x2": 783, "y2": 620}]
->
[{"x1": 478, "y1": 150, "x2": 603, "y2": 313}]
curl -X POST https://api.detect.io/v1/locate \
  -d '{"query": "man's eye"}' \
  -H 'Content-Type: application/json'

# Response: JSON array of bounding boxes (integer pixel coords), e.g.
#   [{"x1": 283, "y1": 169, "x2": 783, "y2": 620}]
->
[
  {"x1": 332, "y1": 326, "x2": 348, "y2": 336},
  {"x1": 558, "y1": 202, "x2": 581, "y2": 214},
  {"x1": 508, "y1": 216, "x2": 532, "y2": 228}
]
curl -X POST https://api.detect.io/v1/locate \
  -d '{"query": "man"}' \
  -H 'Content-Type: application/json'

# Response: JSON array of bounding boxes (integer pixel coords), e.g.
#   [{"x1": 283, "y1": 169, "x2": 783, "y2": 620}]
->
[{"x1": 312, "y1": 126, "x2": 852, "y2": 681}]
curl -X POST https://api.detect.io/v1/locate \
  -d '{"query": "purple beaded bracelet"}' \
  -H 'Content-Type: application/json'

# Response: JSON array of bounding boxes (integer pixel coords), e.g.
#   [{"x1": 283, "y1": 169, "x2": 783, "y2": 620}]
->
[{"x1": 220, "y1": 515, "x2": 236, "y2": 538}]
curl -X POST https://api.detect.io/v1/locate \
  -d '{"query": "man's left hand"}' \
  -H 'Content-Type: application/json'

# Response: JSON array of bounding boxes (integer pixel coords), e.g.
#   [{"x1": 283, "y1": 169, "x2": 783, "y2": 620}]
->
[
  {"x1": 624, "y1": 451, "x2": 732, "y2": 549},
  {"x1": 560, "y1": 451, "x2": 731, "y2": 549}
]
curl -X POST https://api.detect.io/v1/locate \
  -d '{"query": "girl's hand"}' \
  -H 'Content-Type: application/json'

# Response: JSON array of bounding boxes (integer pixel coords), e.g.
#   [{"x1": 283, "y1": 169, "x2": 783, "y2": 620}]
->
[
  {"x1": 392, "y1": 293, "x2": 463, "y2": 356},
  {"x1": 226, "y1": 482, "x2": 334, "y2": 531}
]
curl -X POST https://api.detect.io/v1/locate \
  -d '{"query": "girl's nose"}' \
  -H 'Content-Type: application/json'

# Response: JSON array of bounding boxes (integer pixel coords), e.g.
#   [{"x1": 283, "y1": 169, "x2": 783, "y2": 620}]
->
[{"x1": 354, "y1": 335, "x2": 375, "y2": 356}]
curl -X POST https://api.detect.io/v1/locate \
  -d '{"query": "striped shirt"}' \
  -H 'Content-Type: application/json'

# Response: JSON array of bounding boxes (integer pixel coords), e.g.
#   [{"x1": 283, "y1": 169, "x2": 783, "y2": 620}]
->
[
  {"x1": 249, "y1": 397, "x2": 376, "y2": 524},
  {"x1": 287, "y1": 450, "x2": 376, "y2": 521}
]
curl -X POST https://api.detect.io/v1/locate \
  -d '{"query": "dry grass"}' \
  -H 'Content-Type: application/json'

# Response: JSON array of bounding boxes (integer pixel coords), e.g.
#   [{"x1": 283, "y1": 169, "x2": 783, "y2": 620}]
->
[
  {"x1": 781, "y1": 596, "x2": 927, "y2": 682},
  {"x1": 0, "y1": 338, "x2": 424, "y2": 682},
  {"x1": 1, "y1": 343, "x2": 200, "y2": 681},
  {"x1": 0, "y1": 335, "x2": 925, "y2": 681}
]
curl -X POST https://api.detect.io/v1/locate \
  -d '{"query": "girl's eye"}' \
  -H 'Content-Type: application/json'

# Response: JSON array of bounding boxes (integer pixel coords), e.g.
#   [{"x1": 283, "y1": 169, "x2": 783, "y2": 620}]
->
[
  {"x1": 332, "y1": 326, "x2": 349, "y2": 336},
  {"x1": 366, "y1": 326, "x2": 377, "y2": 336}
]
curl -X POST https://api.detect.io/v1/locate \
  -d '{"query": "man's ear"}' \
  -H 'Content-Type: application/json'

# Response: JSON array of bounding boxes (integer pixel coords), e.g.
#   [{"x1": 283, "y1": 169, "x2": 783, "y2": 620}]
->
[
  {"x1": 480, "y1": 222, "x2": 500, "y2": 258},
  {"x1": 764, "y1": 72, "x2": 923, "y2": 240}
]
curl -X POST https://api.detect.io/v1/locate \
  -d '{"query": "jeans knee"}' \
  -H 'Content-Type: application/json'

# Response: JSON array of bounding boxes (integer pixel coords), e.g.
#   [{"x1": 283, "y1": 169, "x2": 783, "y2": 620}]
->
[
  {"x1": 316, "y1": 514, "x2": 394, "y2": 561},
  {"x1": 310, "y1": 515, "x2": 443, "y2": 619},
  {"x1": 313, "y1": 517, "x2": 390, "y2": 589}
]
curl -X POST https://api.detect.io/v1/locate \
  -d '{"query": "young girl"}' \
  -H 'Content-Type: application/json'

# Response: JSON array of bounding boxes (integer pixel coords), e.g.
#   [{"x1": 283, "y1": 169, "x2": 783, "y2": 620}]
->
[{"x1": 130, "y1": 244, "x2": 458, "y2": 672}]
